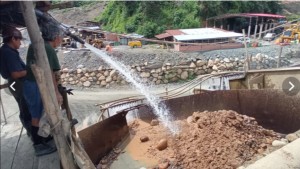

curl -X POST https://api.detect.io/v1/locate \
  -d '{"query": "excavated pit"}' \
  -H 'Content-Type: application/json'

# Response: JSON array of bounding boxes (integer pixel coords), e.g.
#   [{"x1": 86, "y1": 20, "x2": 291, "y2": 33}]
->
[{"x1": 78, "y1": 90, "x2": 300, "y2": 168}]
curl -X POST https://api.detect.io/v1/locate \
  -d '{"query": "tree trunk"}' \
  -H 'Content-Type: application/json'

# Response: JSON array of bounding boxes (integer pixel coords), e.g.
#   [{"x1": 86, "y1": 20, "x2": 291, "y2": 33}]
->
[{"x1": 19, "y1": 2, "x2": 77, "y2": 169}]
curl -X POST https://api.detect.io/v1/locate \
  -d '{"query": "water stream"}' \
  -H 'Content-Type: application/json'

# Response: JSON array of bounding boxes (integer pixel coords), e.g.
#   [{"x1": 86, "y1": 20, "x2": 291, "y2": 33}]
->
[{"x1": 84, "y1": 44, "x2": 179, "y2": 134}]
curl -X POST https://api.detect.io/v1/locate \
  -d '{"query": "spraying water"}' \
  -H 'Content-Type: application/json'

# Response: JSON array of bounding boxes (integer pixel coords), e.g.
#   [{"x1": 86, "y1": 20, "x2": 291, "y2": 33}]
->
[{"x1": 84, "y1": 44, "x2": 179, "y2": 134}]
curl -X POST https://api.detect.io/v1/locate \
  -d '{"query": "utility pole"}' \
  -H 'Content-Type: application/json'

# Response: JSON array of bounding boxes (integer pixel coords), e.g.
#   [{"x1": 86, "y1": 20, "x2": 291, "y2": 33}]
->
[{"x1": 19, "y1": 2, "x2": 77, "y2": 169}]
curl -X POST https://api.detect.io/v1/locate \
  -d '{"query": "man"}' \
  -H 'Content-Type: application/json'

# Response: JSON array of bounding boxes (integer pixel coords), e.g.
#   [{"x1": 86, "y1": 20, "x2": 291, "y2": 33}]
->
[
  {"x1": 0, "y1": 27, "x2": 32, "y2": 136},
  {"x1": 23, "y1": 23, "x2": 63, "y2": 156}
]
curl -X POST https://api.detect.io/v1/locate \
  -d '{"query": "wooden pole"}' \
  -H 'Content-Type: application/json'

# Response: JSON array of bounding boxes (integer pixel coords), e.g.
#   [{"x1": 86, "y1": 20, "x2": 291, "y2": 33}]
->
[
  {"x1": 19, "y1": 2, "x2": 77, "y2": 169},
  {"x1": 242, "y1": 29, "x2": 250, "y2": 72},
  {"x1": 277, "y1": 46, "x2": 283, "y2": 68}
]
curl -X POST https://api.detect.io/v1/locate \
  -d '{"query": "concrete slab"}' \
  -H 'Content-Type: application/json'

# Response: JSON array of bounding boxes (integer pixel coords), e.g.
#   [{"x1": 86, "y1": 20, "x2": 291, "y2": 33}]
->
[{"x1": 246, "y1": 138, "x2": 300, "y2": 169}]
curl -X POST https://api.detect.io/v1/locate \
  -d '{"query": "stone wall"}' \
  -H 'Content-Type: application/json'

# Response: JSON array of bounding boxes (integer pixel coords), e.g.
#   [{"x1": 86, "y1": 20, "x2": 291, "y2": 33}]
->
[{"x1": 60, "y1": 57, "x2": 247, "y2": 88}]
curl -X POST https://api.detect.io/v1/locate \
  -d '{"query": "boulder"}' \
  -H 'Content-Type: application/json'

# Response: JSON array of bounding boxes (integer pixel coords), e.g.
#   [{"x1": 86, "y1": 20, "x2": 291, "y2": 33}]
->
[
  {"x1": 110, "y1": 70, "x2": 117, "y2": 77},
  {"x1": 77, "y1": 69, "x2": 82, "y2": 74},
  {"x1": 83, "y1": 81, "x2": 91, "y2": 87},
  {"x1": 190, "y1": 62, "x2": 196, "y2": 68},
  {"x1": 140, "y1": 72, "x2": 151, "y2": 78},
  {"x1": 180, "y1": 71, "x2": 189, "y2": 80},
  {"x1": 196, "y1": 60, "x2": 206, "y2": 67},
  {"x1": 106, "y1": 76, "x2": 112, "y2": 83}
]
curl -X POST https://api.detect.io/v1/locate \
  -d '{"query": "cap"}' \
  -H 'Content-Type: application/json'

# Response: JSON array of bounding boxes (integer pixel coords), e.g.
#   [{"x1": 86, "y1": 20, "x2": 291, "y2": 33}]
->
[{"x1": 2, "y1": 27, "x2": 23, "y2": 39}]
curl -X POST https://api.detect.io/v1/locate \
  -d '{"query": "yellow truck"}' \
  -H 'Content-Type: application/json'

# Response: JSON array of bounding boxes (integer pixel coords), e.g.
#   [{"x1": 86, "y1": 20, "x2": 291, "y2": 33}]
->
[{"x1": 128, "y1": 40, "x2": 142, "y2": 48}]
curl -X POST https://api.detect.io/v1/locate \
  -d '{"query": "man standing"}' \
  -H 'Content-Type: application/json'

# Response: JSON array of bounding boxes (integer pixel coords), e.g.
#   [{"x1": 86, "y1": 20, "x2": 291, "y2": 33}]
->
[
  {"x1": 0, "y1": 27, "x2": 32, "y2": 136},
  {"x1": 23, "y1": 22, "x2": 62, "y2": 156}
]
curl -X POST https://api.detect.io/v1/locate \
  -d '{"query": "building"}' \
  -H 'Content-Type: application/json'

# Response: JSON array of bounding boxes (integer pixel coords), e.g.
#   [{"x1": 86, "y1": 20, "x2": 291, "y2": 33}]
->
[{"x1": 155, "y1": 28, "x2": 244, "y2": 52}]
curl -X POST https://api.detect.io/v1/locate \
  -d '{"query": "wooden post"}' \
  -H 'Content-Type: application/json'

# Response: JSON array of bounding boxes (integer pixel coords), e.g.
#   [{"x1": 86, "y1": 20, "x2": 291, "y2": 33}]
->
[
  {"x1": 242, "y1": 29, "x2": 250, "y2": 72},
  {"x1": 19, "y1": 2, "x2": 77, "y2": 169},
  {"x1": 277, "y1": 46, "x2": 283, "y2": 68}
]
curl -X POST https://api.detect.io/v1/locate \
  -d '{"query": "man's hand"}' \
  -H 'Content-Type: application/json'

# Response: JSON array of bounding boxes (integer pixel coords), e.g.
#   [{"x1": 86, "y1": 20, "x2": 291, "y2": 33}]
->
[
  {"x1": 0, "y1": 83, "x2": 9, "y2": 90},
  {"x1": 56, "y1": 92, "x2": 63, "y2": 106}
]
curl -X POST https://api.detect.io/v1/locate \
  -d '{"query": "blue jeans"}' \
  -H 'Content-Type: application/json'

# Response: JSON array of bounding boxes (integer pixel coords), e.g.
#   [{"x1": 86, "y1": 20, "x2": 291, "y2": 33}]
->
[{"x1": 23, "y1": 80, "x2": 43, "y2": 119}]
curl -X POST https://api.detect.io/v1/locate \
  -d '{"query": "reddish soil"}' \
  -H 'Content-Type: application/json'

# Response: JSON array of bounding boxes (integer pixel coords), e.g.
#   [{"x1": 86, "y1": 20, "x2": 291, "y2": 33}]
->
[{"x1": 100, "y1": 110, "x2": 280, "y2": 169}]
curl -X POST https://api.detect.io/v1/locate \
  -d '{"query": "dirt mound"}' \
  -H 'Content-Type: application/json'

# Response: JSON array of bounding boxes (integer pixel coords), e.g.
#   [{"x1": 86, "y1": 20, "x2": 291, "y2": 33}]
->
[{"x1": 128, "y1": 110, "x2": 280, "y2": 169}]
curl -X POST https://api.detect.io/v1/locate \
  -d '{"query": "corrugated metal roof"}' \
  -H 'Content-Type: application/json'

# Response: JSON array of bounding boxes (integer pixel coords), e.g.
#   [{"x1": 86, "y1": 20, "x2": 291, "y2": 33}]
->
[
  {"x1": 174, "y1": 28, "x2": 243, "y2": 41},
  {"x1": 166, "y1": 29, "x2": 185, "y2": 36},
  {"x1": 155, "y1": 33, "x2": 172, "y2": 39}
]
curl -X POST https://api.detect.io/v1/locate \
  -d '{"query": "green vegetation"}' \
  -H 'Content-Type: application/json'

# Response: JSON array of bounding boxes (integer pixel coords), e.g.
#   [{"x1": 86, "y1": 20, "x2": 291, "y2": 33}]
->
[{"x1": 96, "y1": 1, "x2": 282, "y2": 38}]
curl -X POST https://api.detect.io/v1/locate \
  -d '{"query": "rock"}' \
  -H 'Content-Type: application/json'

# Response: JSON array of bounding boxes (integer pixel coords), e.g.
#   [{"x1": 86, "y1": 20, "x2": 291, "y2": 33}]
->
[
  {"x1": 90, "y1": 72, "x2": 96, "y2": 77},
  {"x1": 82, "y1": 68, "x2": 87, "y2": 74},
  {"x1": 158, "y1": 160, "x2": 170, "y2": 169},
  {"x1": 152, "y1": 73, "x2": 159, "y2": 78},
  {"x1": 152, "y1": 78, "x2": 158, "y2": 82},
  {"x1": 212, "y1": 65, "x2": 218, "y2": 70},
  {"x1": 61, "y1": 73, "x2": 67, "y2": 79},
  {"x1": 88, "y1": 77, "x2": 93, "y2": 81},
  {"x1": 190, "y1": 62, "x2": 196, "y2": 68},
  {"x1": 98, "y1": 76, "x2": 106, "y2": 81},
  {"x1": 177, "y1": 69, "x2": 182, "y2": 74},
  {"x1": 207, "y1": 59, "x2": 214, "y2": 67},
  {"x1": 121, "y1": 80, "x2": 127, "y2": 85},
  {"x1": 156, "y1": 80, "x2": 161, "y2": 85},
  {"x1": 104, "y1": 71, "x2": 109, "y2": 77},
  {"x1": 77, "y1": 69, "x2": 82, "y2": 74},
  {"x1": 214, "y1": 58, "x2": 220, "y2": 64},
  {"x1": 106, "y1": 76, "x2": 112, "y2": 83},
  {"x1": 187, "y1": 116, "x2": 194, "y2": 124},
  {"x1": 62, "y1": 68, "x2": 69, "y2": 73},
  {"x1": 77, "y1": 64, "x2": 84, "y2": 69},
  {"x1": 156, "y1": 139, "x2": 168, "y2": 151},
  {"x1": 112, "y1": 76, "x2": 117, "y2": 81},
  {"x1": 156, "y1": 68, "x2": 162, "y2": 73},
  {"x1": 286, "y1": 134, "x2": 298, "y2": 142},
  {"x1": 140, "y1": 136, "x2": 149, "y2": 142},
  {"x1": 180, "y1": 71, "x2": 188, "y2": 80},
  {"x1": 165, "y1": 63, "x2": 171, "y2": 66},
  {"x1": 110, "y1": 70, "x2": 117, "y2": 77},
  {"x1": 150, "y1": 119, "x2": 159, "y2": 126},
  {"x1": 136, "y1": 66, "x2": 141, "y2": 72},
  {"x1": 83, "y1": 81, "x2": 91, "y2": 87},
  {"x1": 196, "y1": 70, "x2": 206, "y2": 75},
  {"x1": 224, "y1": 58, "x2": 230, "y2": 63},
  {"x1": 80, "y1": 77, "x2": 87, "y2": 82},
  {"x1": 98, "y1": 66, "x2": 103, "y2": 71},
  {"x1": 196, "y1": 60, "x2": 206, "y2": 67},
  {"x1": 150, "y1": 69, "x2": 156, "y2": 73},
  {"x1": 218, "y1": 64, "x2": 226, "y2": 70},
  {"x1": 140, "y1": 72, "x2": 151, "y2": 78},
  {"x1": 100, "y1": 81, "x2": 107, "y2": 86},
  {"x1": 272, "y1": 140, "x2": 287, "y2": 147}
]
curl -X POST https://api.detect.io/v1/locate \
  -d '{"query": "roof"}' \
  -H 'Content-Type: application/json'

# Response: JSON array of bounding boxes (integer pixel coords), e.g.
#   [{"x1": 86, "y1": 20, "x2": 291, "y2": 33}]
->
[
  {"x1": 207, "y1": 13, "x2": 286, "y2": 20},
  {"x1": 155, "y1": 33, "x2": 172, "y2": 39},
  {"x1": 166, "y1": 29, "x2": 184, "y2": 36},
  {"x1": 173, "y1": 28, "x2": 243, "y2": 41}
]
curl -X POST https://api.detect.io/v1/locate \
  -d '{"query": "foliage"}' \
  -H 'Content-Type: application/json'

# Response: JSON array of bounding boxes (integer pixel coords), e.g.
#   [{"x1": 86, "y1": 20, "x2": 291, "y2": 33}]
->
[{"x1": 96, "y1": 1, "x2": 282, "y2": 38}]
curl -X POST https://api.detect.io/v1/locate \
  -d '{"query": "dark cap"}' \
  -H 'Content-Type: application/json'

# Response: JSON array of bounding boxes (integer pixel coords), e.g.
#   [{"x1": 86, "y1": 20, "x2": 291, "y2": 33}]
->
[{"x1": 2, "y1": 27, "x2": 23, "y2": 39}]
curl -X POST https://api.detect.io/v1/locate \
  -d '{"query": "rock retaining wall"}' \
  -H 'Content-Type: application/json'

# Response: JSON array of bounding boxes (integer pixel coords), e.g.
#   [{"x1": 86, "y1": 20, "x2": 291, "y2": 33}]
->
[{"x1": 60, "y1": 54, "x2": 284, "y2": 88}]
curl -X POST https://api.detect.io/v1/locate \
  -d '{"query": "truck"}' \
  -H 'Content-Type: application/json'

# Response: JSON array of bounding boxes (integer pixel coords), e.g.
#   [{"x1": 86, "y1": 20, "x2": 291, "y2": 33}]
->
[{"x1": 128, "y1": 40, "x2": 142, "y2": 48}]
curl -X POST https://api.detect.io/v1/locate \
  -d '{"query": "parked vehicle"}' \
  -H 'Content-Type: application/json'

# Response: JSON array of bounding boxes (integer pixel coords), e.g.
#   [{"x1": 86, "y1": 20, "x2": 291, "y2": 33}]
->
[
  {"x1": 235, "y1": 37, "x2": 251, "y2": 43},
  {"x1": 263, "y1": 33, "x2": 276, "y2": 41},
  {"x1": 128, "y1": 40, "x2": 142, "y2": 48}
]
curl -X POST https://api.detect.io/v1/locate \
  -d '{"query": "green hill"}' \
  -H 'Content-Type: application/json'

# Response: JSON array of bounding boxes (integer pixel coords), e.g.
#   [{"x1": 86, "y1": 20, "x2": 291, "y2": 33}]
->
[{"x1": 95, "y1": 1, "x2": 282, "y2": 38}]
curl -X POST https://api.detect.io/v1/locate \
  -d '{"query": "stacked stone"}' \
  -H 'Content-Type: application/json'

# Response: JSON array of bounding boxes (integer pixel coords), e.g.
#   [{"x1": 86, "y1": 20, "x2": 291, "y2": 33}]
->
[{"x1": 60, "y1": 58, "x2": 245, "y2": 88}]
